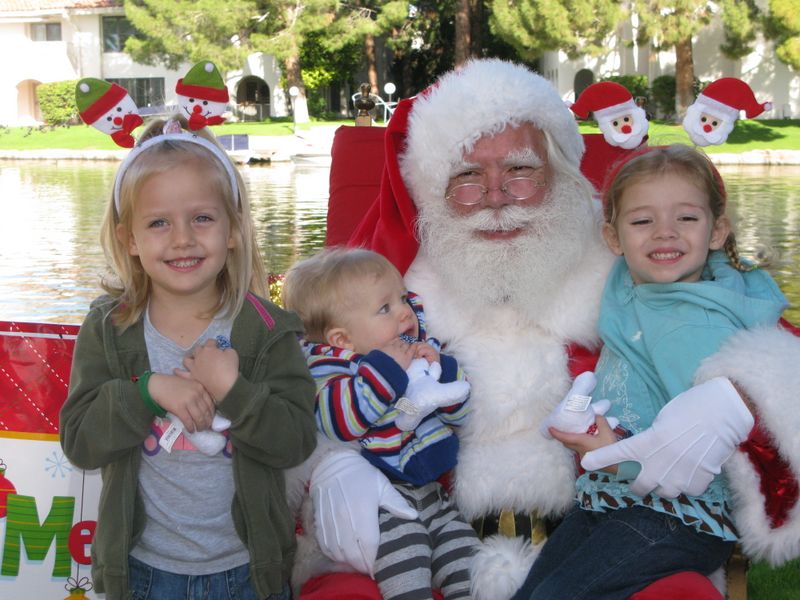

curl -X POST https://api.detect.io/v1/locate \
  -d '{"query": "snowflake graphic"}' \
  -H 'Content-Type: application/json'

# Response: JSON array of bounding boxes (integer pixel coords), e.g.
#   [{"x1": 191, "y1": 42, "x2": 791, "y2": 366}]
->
[{"x1": 45, "y1": 450, "x2": 73, "y2": 479}]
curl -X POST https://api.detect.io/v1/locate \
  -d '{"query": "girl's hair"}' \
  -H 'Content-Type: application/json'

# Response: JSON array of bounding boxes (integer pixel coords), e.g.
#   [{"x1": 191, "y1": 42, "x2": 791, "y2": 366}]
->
[
  {"x1": 283, "y1": 247, "x2": 398, "y2": 343},
  {"x1": 99, "y1": 115, "x2": 267, "y2": 329},
  {"x1": 603, "y1": 144, "x2": 752, "y2": 271}
]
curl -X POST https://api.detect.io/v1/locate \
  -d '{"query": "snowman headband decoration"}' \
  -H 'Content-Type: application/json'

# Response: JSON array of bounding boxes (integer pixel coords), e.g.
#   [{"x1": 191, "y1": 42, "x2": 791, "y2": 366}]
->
[{"x1": 75, "y1": 60, "x2": 238, "y2": 214}]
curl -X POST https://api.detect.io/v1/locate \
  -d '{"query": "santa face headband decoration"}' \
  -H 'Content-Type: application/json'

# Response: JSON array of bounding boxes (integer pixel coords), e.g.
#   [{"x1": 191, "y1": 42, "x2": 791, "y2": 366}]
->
[
  {"x1": 570, "y1": 81, "x2": 649, "y2": 150},
  {"x1": 682, "y1": 77, "x2": 772, "y2": 147},
  {"x1": 76, "y1": 60, "x2": 230, "y2": 147}
]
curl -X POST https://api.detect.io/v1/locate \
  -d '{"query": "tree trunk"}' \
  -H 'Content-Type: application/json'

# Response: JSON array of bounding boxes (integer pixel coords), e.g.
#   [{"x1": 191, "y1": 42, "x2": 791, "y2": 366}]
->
[
  {"x1": 455, "y1": 0, "x2": 471, "y2": 66},
  {"x1": 469, "y1": 0, "x2": 483, "y2": 56},
  {"x1": 365, "y1": 34, "x2": 379, "y2": 95},
  {"x1": 674, "y1": 36, "x2": 695, "y2": 122},
  {"x1": 285, "y1": 53, "x2": 309, "y2": 125}
]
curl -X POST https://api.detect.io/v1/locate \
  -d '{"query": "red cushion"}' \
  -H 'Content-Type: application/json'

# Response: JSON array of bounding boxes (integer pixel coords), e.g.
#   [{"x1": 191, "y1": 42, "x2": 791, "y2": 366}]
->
[
  {"x1": 630, "y1": 572, "x2": 724, "y2": 600},
  {"x1": 298, "y1": 571, "x2": 721, "y2": 600},
  {"x1": 326, "y1": 125, "x2": 387, "y2": 247}
]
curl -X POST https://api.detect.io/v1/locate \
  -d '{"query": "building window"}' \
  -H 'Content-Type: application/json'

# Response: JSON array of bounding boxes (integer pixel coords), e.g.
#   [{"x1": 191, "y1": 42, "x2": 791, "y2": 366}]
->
[
  {"x1": 107, "y1": 78, "x2": 165, "y2": 108},
  {"x1": 103, "y1": 16, "x2": 136, "y2": 52},
  {"x1": 31, "y1": 23, "x2": 62, "y2": 42}
]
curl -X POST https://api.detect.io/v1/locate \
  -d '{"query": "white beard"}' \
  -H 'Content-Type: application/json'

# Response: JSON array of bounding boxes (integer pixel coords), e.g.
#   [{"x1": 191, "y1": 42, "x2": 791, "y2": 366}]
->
[
  {"x1": 683, "y1": 103, "x2": 736, "y2": 147},
  {"x1": 415, "y1": 174, "x2": 596, "y2": 319}
]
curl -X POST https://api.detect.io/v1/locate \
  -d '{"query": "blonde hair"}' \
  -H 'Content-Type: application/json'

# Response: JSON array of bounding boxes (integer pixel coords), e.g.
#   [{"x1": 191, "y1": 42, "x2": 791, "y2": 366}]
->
[
  {"x1": 283, "y1": 247, "x2": 398, "y2": 342},
  {"x1": 603, "y1": 144, "x2": 752, "y2": 271},
  {"x1": 99, "y1": 115, "x2": 267, "y2": 329}
]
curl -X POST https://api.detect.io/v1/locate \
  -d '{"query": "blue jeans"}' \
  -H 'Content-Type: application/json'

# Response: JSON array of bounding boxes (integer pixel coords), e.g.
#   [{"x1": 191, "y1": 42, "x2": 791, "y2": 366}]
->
[
  {"x1": 128, "y1": 555, "x2": 291, "y2": 600},
  {"x1": 510, "y1": 506, "x2": 734, "y2": 600}
]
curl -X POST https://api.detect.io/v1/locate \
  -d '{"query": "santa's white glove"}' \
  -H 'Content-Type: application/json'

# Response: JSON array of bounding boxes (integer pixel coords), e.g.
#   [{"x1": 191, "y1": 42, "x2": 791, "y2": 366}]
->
[
  {"x1": 540, "y1": 371, "x2": 618, "y2": 438},
  {"x1": 395, "y1": 358, "x2": 471, "y2": 431},
  {"x1": 161, "y1": 412, "x2": 231, "y2": 456},
  {"x1": 581, "y1": 377, "x2": 754, "y2": 498},
  {"x1": 310, "y1": 448, "x2": 418, "y2": 576}
]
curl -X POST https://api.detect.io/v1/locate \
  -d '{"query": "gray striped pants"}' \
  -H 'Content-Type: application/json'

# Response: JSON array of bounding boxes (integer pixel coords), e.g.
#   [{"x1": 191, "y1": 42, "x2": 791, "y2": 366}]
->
[{"x1": 374, "y1": 481, "x2": 479, "y2": 600}]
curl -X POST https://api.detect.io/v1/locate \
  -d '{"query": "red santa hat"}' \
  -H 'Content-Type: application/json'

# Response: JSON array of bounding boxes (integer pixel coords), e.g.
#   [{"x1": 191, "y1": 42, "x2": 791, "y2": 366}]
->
[
  {"x1": 348, "y1": 59, "x2": 585, "y2": 274},
  {"x1": 693, "y1": 77, "x2": 772, "y2": 120},
  {"x1": 569, "y1": 81, "x2": 636, "y2": 121}
]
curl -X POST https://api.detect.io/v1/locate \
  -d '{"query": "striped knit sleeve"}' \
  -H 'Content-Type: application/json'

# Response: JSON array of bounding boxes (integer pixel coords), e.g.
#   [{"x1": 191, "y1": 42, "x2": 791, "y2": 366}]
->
[{"x1": 309, "y1": 347, "x2": 409, "y2": 441}]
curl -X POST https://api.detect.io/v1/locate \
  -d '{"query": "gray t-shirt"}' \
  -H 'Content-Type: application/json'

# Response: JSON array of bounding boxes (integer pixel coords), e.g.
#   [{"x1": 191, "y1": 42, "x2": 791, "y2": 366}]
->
[{"x1": 129, "y1": 309, "x2": 249, "y2": 575}]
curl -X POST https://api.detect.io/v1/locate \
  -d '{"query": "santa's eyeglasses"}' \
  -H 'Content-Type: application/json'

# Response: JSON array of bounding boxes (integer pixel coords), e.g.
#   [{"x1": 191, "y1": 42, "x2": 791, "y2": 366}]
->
[{"x1": 445, "y1": 172, "x2": 547, "y2": 206}]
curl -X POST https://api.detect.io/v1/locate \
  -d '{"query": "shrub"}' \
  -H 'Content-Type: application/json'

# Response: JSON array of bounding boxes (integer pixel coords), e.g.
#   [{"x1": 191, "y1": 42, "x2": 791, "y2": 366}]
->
[
  {"x1": 651, "y1": 75, "x2": 676, "y2": 119},
  {"x1": 37, "y1": 80, "x2": 79, "y2": 126}
]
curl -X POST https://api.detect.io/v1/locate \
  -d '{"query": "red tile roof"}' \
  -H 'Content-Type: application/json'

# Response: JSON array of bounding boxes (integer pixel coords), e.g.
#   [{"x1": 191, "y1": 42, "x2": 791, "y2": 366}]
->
[{"x1": 0, "y1": 1, "x2": 121, "y2": 12}]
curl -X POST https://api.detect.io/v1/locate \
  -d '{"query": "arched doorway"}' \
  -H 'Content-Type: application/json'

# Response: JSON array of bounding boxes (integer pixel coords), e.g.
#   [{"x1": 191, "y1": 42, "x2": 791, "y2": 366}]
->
[
  {"x1": 235, "y1": 76, "x2": 270, "y2": 121},
  {"x1": 16, "y1": 80, "x2": 42, "y2": 125},
  {"x1": 574, "y1": 69, "x2": 594, "y2": 101}
]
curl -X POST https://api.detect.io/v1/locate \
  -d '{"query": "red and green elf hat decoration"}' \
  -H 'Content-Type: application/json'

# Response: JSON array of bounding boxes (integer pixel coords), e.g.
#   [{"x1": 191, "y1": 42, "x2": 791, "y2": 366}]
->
[
  {"x1": 75, "y1": 78, "x2": 143, "y2": 148},
  {"x1": 175, "y1": 60, "x2": 229, "y2": 130}
]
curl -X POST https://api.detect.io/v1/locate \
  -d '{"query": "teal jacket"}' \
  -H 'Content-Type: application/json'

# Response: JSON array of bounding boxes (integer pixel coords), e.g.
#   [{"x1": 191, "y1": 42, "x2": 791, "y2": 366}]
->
[
  {"x1": 578, "y1": 252, "x2": 787, "y2": 540},
  {"x1": 60, "y1": 294, "x2": 317, "y2": 599}
]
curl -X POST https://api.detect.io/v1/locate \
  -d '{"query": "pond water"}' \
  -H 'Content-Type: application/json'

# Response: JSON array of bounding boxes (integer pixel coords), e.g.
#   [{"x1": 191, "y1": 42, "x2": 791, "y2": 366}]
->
[{"x1": 1, "y1": 160, "x2": 799, "y2": 325}]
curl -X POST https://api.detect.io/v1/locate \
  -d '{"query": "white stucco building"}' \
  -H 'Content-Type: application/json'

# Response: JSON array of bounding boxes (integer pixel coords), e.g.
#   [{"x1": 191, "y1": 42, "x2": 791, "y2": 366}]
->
[
  {"x1": 541, "y1": 7, "x2": 799, "y2": 119},
  {"x1": 0, "y1": 0, "x2": 289, "y2": 126}
]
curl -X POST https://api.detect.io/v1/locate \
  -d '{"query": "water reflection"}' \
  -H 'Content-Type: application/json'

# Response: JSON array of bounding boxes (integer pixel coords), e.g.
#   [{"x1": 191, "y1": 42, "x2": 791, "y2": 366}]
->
[
  {"x1": 1, "y1": 160, "x2": 798, "y2": 325},
  {"x1": 719, "y1": 165, "x2": 800, "y2": 321},
  {"x1": 0, "y1": 161, "x2": 329, "y2": 323}
]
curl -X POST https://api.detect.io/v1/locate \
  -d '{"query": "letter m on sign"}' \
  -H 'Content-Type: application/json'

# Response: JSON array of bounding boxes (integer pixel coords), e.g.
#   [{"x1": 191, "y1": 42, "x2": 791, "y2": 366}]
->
[{"x1": 2, "y1": 494, "x2": 74, "y2": 577}]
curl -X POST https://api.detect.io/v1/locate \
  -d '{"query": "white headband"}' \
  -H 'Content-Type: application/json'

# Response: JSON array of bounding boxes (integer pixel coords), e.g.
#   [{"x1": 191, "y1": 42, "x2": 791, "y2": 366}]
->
[{"x1": 113, "y1": 132, "x2": 239, "y2": 215}]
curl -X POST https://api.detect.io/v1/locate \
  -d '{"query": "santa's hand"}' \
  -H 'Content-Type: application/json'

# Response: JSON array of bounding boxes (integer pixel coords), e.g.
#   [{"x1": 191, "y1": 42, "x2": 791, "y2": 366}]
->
[
  {"x1": 581, "y1": 377, "x2": 754, "y2": 498},
  {"x1": 541, "y1": 372, "x2": 614, "y2": 438},
  {"x1": 310, "y1": 448, "x2": 418, "y2": 576},
  {"x1": 395, "y1": 358, "x2": 470, "y2": 431}
]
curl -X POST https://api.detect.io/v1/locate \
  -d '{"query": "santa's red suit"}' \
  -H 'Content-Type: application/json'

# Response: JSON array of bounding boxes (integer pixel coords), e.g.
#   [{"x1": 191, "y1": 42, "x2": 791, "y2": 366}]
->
[{"x1": 292, "y1": 60, "x2": 800, "y2": 600}]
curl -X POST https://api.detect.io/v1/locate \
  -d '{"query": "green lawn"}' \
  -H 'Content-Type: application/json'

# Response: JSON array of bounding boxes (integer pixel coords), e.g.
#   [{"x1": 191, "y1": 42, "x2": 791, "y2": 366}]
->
[
  {"x1": 0, "y1": 117, "x2": 347, "y2": 150},
  {"x1": 577, "y1": 118, "x2": 800, "y2": 152},
  {"x1": 749, "y1": 559, "x2": 800, "y2": 600},
  {"x1": 1, "y1": 117, "x2": 798, "y2": 152}
]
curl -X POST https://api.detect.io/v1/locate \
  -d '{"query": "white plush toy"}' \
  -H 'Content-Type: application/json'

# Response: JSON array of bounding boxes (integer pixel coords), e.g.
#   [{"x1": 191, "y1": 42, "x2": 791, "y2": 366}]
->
[
  {"x1": 158, "y1": 334, "x2": 233, "y2": 456},
  {"x1": 160, "y1": 412, "x2": 232, "y2": 456},
  {"x1": 540, "y1": 371, "x2": 619, "y2": 438},
  {"x1": 394, "y1": 358, "x2": 471, "y2": 431}
]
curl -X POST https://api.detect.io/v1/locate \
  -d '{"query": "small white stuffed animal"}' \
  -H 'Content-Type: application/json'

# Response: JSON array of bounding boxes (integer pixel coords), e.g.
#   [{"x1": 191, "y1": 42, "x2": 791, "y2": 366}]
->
[
  {"x1": 540, "y1": 371, "x2": 619, "y2": 438},
  {"x1": 161, "y1": 412, "x2": 232, "y2": 456},
  {"x1": 394, "y1": 358, "x2": 470, "y2": 431}
]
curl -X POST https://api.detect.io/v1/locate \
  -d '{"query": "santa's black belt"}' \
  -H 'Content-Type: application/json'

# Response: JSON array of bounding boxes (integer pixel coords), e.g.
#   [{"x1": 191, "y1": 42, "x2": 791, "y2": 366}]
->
[{"x1": 472, "y1": 509, "x2": 554, "y2": 545}]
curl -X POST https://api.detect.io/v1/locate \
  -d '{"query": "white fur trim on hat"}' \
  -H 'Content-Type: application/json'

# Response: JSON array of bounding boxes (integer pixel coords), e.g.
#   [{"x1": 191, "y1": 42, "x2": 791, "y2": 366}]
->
[
  {"x1": 400, "y1": 59, "x2": 585, "y2": 211},
  {"x1": 694, "y1": 94, "x2": 741, "y2": 121},
  {"x1": 594, "y1": 99, "x2": 638, "y2": 121}
]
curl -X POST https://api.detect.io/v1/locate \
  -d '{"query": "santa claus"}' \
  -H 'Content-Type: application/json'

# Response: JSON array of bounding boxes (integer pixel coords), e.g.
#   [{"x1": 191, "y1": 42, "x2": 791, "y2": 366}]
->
[
  {"x1": 683, "y1": 77, "x2": 772, "y2": 147},
  {"x1": 570, "y1": 81, "x2": 649, "y2": 150},
  {"x1": 291, "y1": 59, "x2": 800, "y2": 600}
]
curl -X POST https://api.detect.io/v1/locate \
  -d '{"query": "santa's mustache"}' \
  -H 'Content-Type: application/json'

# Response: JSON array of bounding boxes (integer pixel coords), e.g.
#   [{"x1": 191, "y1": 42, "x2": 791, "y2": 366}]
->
[{"x1": 461, "y1": 204, "x2": 536, "y2": 233}]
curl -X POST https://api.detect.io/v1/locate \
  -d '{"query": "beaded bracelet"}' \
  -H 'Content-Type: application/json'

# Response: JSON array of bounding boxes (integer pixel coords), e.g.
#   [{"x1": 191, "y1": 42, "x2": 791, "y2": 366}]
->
[{"x1": 137, "y1": 371, "x2": 166, "y2": 418}]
